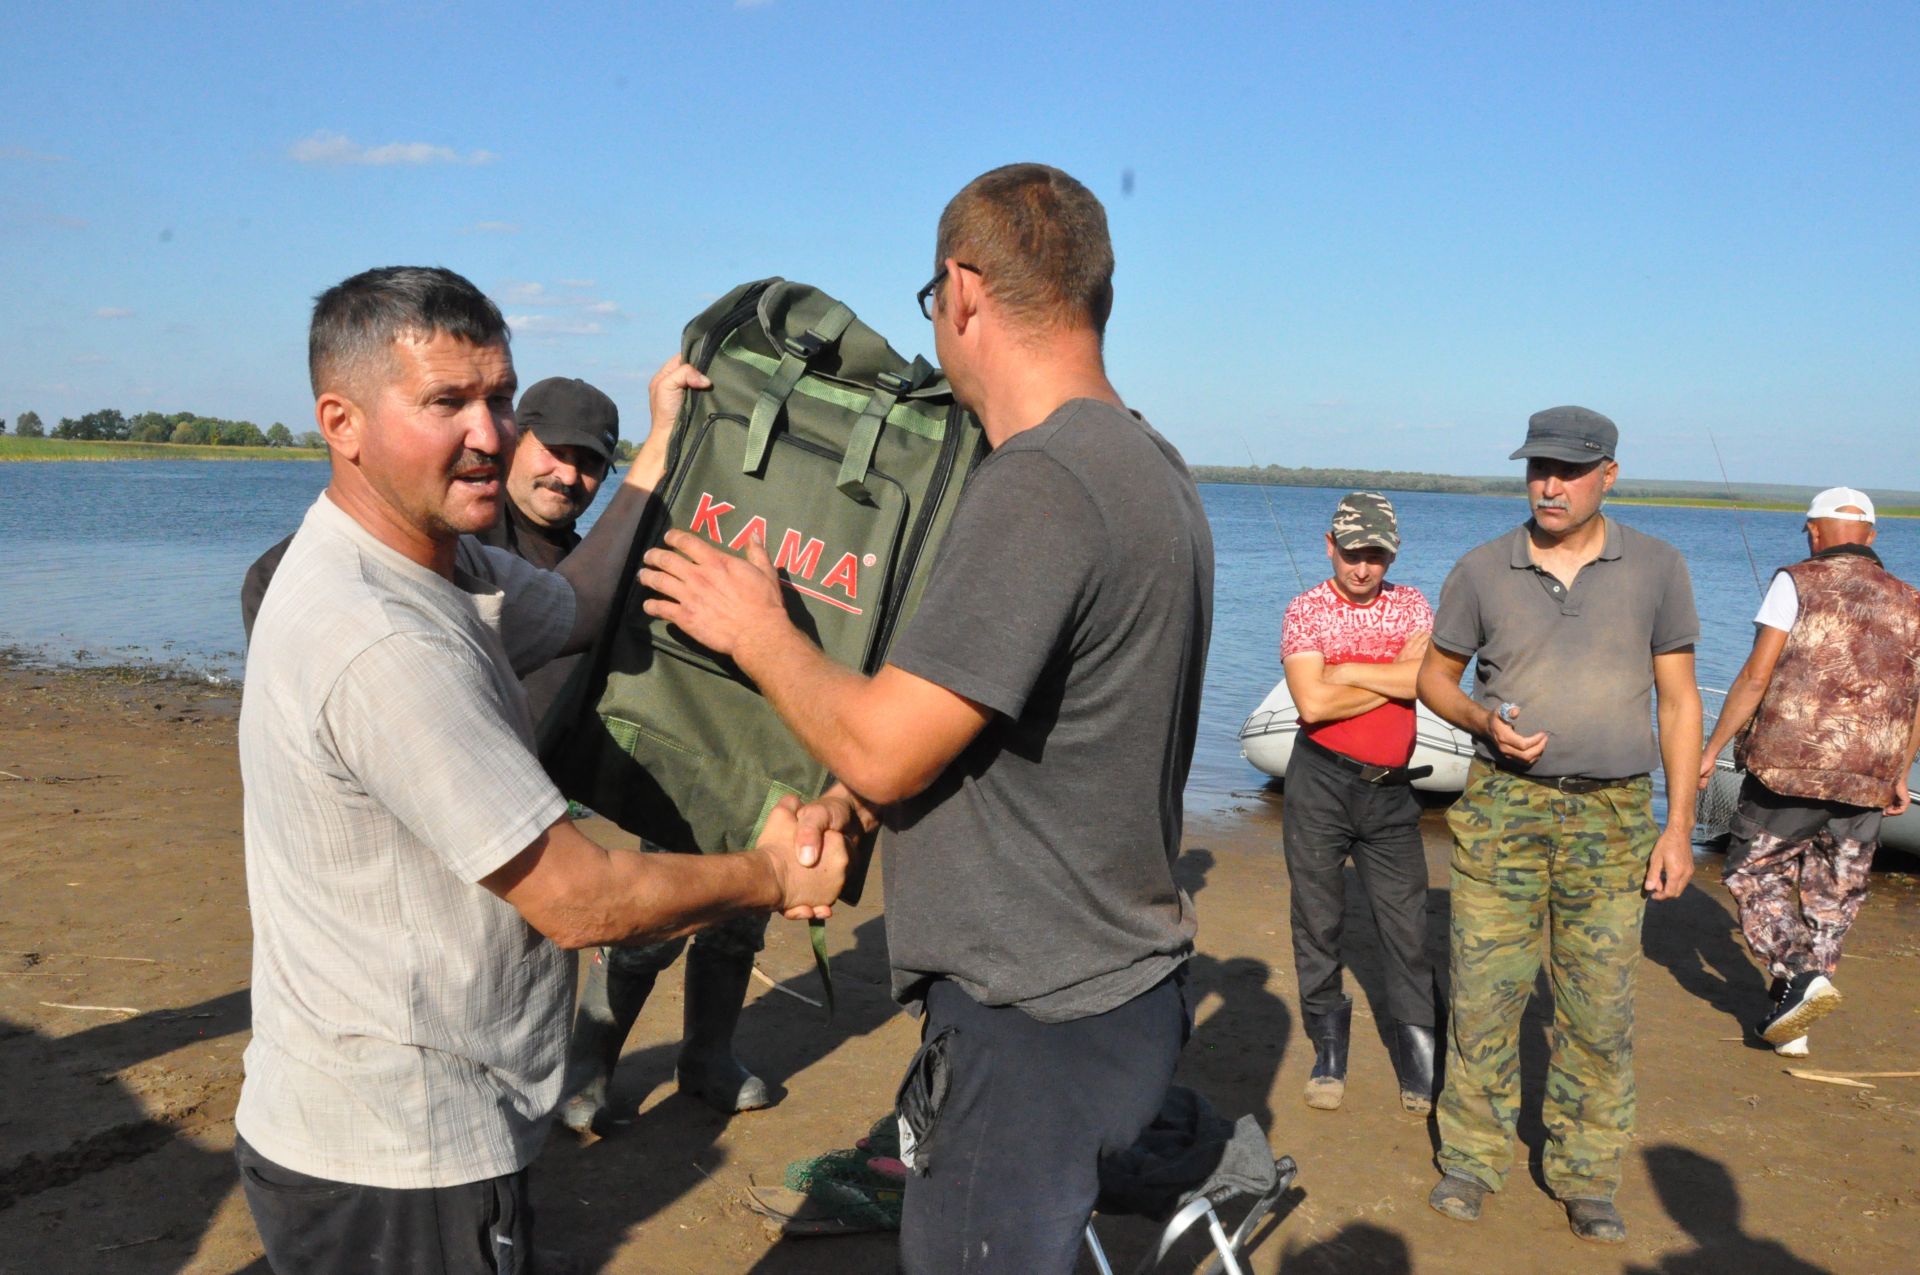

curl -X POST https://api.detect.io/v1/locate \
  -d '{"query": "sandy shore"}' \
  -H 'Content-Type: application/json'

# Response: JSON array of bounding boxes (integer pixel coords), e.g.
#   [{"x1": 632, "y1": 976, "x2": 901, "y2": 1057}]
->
[{"x1": 3, "y1": 661, "x2": 1918, "y2": 1274}]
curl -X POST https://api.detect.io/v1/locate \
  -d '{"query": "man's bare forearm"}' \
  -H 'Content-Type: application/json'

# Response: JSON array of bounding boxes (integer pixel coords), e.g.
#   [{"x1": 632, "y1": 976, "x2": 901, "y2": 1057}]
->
[
  {"x1": 1656, "y1": 681, "x2": 1703, "y2": 836},
  {"x1": 731, "y1": 620, "x2": 900, "y2": 799},
  {"x1": 1290, "y1": 676, "x2": 1388, "y2": 724},
  {"x1": 554, "y1": 443, "x2": 669, "y2": 653},
  {"x1": 487, "y1": 819, "x2": 782, "y2": 950},
  {"x1": 1334, "y1": 656, "x2": 1422, "y2": 701},
  {"x1": 1417, "y1": 650, "x2": 1493, "y2": 739}
]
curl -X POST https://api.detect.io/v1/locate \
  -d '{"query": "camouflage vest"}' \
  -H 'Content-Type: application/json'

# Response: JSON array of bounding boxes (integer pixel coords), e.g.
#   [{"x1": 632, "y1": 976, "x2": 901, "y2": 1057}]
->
[{"x1": 1743, "y1": 550, "x2": 1920, "y2": 807}]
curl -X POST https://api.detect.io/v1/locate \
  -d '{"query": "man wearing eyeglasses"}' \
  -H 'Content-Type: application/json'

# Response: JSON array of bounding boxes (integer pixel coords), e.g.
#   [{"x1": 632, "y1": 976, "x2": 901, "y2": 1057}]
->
[
  {"x1": 640, "y1": 163, "x2": 1214, "y2": 1273},
  {"x1": 1697, "y1": 487, "x2": 1920, "y2": 1058}
]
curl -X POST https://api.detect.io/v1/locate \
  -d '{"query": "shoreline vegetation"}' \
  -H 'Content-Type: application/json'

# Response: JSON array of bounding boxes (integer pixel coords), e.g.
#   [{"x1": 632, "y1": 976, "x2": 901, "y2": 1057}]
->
[
  {"x1": 5, "y1": 440, "x2": 1915, "y2": 517},
  {"x1": 1191, "y1": 464, "x2": 1920, "y2": 518},
  {"x1": 0, "y1": 435, "x2": 326, "y2": 462}
]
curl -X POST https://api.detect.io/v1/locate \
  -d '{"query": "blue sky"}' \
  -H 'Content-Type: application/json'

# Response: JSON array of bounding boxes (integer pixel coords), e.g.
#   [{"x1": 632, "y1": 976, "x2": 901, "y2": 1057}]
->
[{"x1": 4, "y1": 1, "x2": 1915, "y2": 486}]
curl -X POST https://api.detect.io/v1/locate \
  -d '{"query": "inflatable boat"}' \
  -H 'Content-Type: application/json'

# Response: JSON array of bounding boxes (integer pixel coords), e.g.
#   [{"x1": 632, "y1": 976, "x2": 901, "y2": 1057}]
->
[{"x1": 1237, "y1": 679, "x2": 1476, "y2": 793}]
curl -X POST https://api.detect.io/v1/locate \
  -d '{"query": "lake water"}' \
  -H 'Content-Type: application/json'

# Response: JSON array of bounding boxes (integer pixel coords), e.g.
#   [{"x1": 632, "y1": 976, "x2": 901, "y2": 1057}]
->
[{"x1": 4, "y1": 461, "x2": 1906, "y2": 815}]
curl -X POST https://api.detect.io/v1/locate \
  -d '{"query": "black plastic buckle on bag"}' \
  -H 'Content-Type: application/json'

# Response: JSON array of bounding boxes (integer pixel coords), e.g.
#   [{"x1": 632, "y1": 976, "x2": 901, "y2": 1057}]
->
[
  {"x1": 875, "y1": 370, "x2": 911, "y2": 394},
  {"x1": 782, "y1": 330, "x2": 829, "y2": 361}
]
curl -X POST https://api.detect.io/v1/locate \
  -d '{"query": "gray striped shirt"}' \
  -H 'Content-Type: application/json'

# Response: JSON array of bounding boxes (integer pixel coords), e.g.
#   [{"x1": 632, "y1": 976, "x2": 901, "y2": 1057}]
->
[{"x1": 236, "y1": 493, "x2": 575, "y2": 1187}]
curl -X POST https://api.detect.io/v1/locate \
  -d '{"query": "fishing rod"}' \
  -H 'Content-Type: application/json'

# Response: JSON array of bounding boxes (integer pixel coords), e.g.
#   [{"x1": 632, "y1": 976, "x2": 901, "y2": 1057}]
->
[
  {"x1": 1707, "y1": 428, "x2": 1765, "y2": 597},
  {"x1": 1239, "y1": 435, "x2": 1308, "y2": 591}
]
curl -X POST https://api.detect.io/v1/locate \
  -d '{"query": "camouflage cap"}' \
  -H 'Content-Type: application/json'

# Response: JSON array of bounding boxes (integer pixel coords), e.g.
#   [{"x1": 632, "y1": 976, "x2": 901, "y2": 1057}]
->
[{"x1": 1331, "y1": 490, "x2": 1399, "y2": 553}]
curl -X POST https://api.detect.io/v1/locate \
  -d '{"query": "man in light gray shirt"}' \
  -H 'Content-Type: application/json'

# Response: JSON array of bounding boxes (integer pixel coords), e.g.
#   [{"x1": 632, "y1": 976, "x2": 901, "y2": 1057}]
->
[{"x1": 237, "y1": 266, "x2": 853, "y2": 1275}]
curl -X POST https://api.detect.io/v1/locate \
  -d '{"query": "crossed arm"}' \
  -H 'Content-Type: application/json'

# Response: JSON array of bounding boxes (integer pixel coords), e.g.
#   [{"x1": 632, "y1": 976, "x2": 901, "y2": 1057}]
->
[{"x1": 1284, "y1": 631, "x2": 1429, "y2": 725}]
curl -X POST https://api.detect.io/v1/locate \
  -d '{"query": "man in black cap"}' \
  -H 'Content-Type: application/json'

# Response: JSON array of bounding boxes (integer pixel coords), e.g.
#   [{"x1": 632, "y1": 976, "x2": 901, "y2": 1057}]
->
[
  {"x1": 1279, "y1": 491, "x2": 1437, "y2": 1117},
  {"x1": 1416, "y1": 406, "x2": 1701, "y2": 1244},
  {"x1": 484, "y1": 381, "x2": 780, "y2": 1125},
  {"x1": 475, "y1": 376, "x2": 621, "y2": 725},
  {"x1": 479, "y1": 376, "x2": 620, "y2": 569}
]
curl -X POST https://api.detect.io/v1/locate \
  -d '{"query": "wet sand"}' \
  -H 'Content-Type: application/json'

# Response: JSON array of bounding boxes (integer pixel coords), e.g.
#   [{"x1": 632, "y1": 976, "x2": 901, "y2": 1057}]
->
[{"x1": 3, "y1": 661, "x2": 1918, "y2": 1273}]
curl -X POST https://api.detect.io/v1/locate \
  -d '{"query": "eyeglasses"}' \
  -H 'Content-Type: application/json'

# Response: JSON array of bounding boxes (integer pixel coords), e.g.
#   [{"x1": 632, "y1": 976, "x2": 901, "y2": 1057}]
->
[{"x1": 916, "y1": 261, "x2": 982, "y2": 320}]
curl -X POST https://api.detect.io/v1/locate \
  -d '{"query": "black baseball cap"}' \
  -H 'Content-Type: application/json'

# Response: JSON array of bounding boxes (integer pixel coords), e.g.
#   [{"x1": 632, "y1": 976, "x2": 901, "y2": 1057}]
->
[
  {"x1": 1509, "y1": 405, "x2": 1617, "y2": 464},
  {"x1": 517, "y1": 377, "x2": 619, "y2": 464}
]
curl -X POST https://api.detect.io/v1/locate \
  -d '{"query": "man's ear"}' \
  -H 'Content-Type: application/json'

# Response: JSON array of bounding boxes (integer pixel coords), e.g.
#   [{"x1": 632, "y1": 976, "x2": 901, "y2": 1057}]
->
[
  {"x1": 316, "y1": 391, "x2": 363, "y2": 461},
  {"x1": 945, "y1": 257, "x2": 982, "y2": 335},
  {"x1": 1600, "y1": 459, "x2": 1620, "y2": 494}
]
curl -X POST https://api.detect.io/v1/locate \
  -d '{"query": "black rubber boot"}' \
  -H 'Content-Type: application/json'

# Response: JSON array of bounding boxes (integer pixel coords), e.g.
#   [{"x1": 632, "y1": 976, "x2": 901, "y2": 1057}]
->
[
  {"x1": 557, "y1": 949, "x2": 656, "y2": 1134},
  {"x1": 676, "y1": 942, "x2": 771, "y2": 1113},
  {"x1": 1302, "y1": 998, "x2": 1352, "y2": 1111},
  {"x1": 1392, "y1": 1022, "x2": 1437, "y2": 1115}
]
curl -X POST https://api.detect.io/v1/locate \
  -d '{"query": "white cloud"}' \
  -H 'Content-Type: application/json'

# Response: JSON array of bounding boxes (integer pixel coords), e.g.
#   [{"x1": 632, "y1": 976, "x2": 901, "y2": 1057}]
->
[
  {"x1": 501, "y1": 282, "x2": 555, "y2": 305},
  {"x1": 508, "y1": 314, "x2": 605, "y2": 337},
  {"x1": 70, "y1": 353, "x2": 111, "y2": 366},
  {"x1": 735, "y1": 0, "x2": 777, "y2": 8},
  {"x1": 95, "y1": 307, "x2": 134, "y2": 319},
  {"x1": 464, "y1": 220, "x2": 521, "y2": 234},
  {"x1": 0, "y1": 145, "x2": 67, "y2": 163},
  {"x1": 289, "y1": 130, "x2": 497, "y2": 167},
  {"x1": 495, "y1": 280, "x2": 626, "y2": 323}
]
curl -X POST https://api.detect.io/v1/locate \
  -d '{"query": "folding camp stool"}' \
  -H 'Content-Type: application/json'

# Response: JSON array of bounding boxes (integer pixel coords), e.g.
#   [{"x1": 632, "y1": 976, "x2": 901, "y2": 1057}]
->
[{"x1": 1083, "y1": 1152, "x2": 1297, "y2": 1275}]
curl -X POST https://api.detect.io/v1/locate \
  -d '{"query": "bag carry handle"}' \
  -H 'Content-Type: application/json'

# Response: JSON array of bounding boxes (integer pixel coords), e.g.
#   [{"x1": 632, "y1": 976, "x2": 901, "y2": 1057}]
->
[
  {"x1": 836, "y1": 355, "x2": 937, "y2": 503},
  {"x1": 743, "y1": 302, "x2": 854, "y2": 474}
]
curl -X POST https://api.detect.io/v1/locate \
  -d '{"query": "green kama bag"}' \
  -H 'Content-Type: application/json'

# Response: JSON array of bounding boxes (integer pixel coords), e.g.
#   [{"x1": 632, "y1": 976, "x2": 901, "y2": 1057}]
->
[{"x1": 543, "y1": 278, "x2": 986, "y2": 883}]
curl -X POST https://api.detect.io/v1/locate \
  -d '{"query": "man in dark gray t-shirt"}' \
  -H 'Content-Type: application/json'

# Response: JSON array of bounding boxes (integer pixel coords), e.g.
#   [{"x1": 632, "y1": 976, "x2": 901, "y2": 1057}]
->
[
  {"x1": 1416, "y1": 406, "x2": 1701, "y2": 1246},
  {"x1": 642, "y1": 164, "x2": 1213, "y2": 1274}
]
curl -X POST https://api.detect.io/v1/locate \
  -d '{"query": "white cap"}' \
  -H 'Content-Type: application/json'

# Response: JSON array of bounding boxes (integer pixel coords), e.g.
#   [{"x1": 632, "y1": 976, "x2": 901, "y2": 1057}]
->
[{"x1": 1806, "y1": 486, "x2": 1875, "y2": 523}]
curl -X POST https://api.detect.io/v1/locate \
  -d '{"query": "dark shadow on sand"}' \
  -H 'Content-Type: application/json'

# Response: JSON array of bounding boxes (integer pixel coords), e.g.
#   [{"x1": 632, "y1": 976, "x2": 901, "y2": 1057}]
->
[
  {"x1": 1626, "y1": 1144, "x2": 1832, "y2": 1275},
  {"x1": 0, "y1": 988, "x2": 251, "y2": 1273},
  {"x1": 531, "y1": 913, "x2": 902, "y2": 1274}
]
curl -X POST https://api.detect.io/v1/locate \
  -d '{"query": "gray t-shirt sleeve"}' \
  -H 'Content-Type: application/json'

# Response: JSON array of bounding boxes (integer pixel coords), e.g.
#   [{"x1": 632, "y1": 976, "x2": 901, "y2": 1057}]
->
[
  {"x1": 886, "y1": 452, "x2": 1102, "y2": 719},
  {"x1": 1430, "y1": 557, "x2": 1485, "y2": 658},
  {"x1": 1651, "y1": 549, "x2": 1701, "y2": 654},
  {"x1": 323, "y1": 632, "x2": 567, "y2": 883}
]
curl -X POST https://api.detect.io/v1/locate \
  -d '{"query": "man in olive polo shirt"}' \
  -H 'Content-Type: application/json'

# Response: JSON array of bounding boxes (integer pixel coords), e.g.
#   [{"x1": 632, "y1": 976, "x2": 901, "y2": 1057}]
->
[{"x1": 1415, "y1": 406, "x2": 1701, "y2": 1245}]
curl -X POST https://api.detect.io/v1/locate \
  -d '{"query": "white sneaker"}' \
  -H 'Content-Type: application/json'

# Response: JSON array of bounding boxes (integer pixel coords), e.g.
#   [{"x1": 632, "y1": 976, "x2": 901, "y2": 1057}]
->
[{"x1": 1773, "y1": 1034, "x2": 1809, "y2": 1058}]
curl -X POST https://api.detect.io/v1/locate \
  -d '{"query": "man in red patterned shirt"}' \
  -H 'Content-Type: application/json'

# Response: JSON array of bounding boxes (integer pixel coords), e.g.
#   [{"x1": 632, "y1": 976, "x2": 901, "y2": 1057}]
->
[{"x1": 1280, "y1": 491, "x2": 1437, "y2": 1114}]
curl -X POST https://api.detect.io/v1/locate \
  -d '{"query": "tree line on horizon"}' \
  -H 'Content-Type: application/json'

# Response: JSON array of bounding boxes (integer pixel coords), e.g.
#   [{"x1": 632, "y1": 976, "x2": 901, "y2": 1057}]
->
[
  {"x1": 2, "y1": 408, "x2": 643, "y2": 461},
  {"x1": 1190, "y1": 463, "x2": 1876, "y2": 504},
  {"x1": 0, "y1": 408, "x2": 322, "y2": 449}
]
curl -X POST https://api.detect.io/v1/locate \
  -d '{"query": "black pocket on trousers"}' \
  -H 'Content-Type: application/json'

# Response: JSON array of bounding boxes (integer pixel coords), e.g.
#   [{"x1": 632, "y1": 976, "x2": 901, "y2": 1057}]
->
[{"x1": 894, "y1": 1026, "x2": 956, "y2": 1177}]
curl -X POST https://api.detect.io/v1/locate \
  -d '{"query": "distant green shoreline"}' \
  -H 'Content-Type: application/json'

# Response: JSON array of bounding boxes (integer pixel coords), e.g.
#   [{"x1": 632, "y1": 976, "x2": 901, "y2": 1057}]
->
[
  {"x1": 0, "y1": 436, "x2": 326, "y2": 462},
  {"x1": 1194, "y1": 464, "x2": 1920, "y2": 519},
  {"x1": 6, "y1": 441, "x2": 1916, "y2": 517}
]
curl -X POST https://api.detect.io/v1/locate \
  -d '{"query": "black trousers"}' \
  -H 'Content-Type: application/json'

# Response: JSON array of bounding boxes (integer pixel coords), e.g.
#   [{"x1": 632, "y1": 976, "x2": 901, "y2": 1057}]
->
[
  {"x1": 897, "y1": 974, "x2": 1186, "y2": 1274},
  {"x1": 235, "y1": 1135, "x2": 533, "y2": 1274},
  {"x1": 1281, "y1": 738, "x2": 1436, "y2": 1027}
]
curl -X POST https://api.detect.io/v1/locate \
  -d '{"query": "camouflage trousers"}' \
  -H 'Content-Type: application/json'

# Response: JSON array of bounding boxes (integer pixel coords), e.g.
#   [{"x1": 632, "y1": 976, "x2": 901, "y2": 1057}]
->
[
  {"x1": 1436, "y1": 762, "x2": 1655, "y2": 1200},
  {"x1": 1722, "y1": 775, "x2": 1881, "y2": 980}
]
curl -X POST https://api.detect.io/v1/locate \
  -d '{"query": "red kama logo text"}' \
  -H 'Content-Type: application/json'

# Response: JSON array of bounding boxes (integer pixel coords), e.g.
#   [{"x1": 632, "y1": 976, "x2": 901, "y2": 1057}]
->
[{"x1": 688, "y1": 492, "x2": 867, "y2": 615}]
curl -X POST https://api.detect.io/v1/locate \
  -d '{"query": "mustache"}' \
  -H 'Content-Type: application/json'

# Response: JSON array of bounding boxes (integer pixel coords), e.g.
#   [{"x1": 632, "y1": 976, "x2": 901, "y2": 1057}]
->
[
  {"x1": 532, "y1": 476, "x2": 582, "y2": 497},
  {"x1": 450, "y1": 449, "x2": 498, "y2": 480},
  {"x1": 1533, "y1": 497, "x2": 1571, "y2": 511}
]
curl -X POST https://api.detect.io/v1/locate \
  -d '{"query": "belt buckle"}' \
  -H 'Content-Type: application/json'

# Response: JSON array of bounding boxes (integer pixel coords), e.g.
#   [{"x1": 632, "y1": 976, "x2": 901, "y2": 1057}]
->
[{"x1": 1362, "y1": 764, "x2": 1393, "y2": 785}]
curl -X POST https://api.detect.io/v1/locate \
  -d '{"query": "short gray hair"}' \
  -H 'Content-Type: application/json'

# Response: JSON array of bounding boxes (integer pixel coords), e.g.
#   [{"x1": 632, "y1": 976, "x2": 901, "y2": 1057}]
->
[{"x1": 308, "y1": 266, "x2": 509, "y2": 396}]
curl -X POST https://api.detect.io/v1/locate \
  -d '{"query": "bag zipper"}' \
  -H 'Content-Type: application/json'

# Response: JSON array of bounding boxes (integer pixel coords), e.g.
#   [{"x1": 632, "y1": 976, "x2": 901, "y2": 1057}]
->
[{"x1": 867, "y1": 403, "x2": 974, "y2": 668}]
